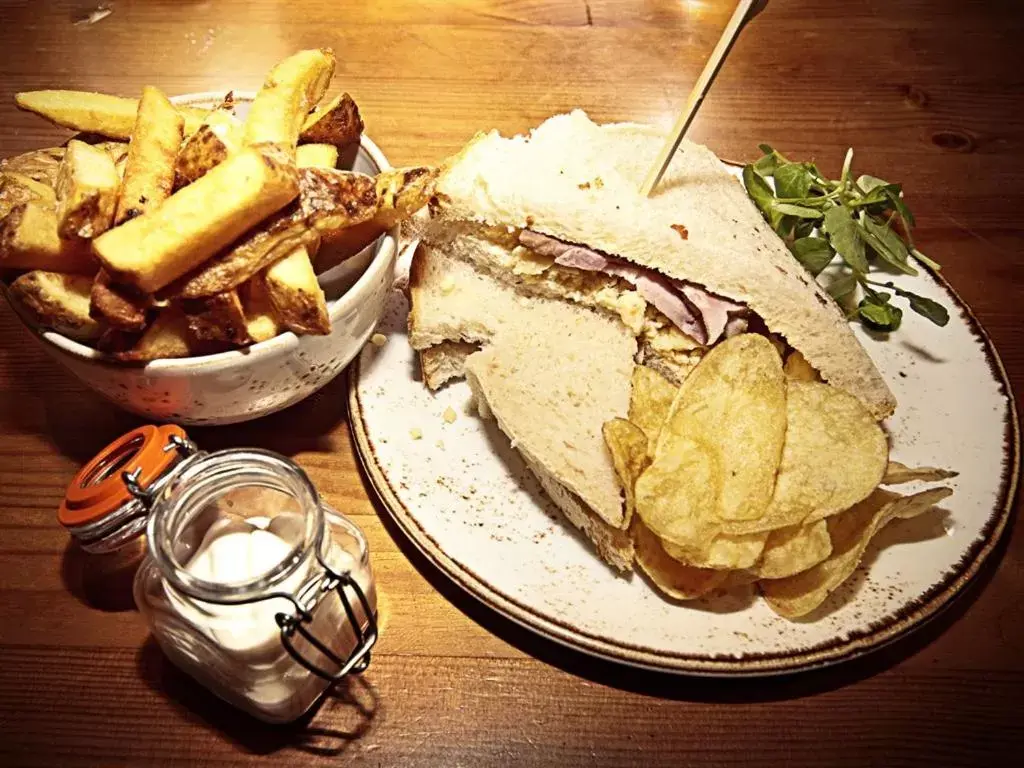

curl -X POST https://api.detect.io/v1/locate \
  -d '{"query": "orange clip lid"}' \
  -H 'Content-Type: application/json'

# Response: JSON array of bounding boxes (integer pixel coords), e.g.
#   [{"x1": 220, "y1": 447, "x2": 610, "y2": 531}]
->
[{"x1": 58, "y1": 424, "x2": 188, "y2": 529}]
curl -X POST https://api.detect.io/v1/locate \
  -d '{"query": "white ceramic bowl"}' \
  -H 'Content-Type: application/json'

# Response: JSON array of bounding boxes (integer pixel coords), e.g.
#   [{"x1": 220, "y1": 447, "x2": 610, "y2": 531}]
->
[{"x1": 1, "y1": 92, "x2": 397, "y2": 426}]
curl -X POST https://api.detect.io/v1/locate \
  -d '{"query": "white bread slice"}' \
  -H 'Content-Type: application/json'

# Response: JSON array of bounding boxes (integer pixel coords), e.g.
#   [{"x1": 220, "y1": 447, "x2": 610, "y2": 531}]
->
[
  {"x1": 429, "y1": 111, "x2": 896, "y2": 420},
  {"x1": 409, "y1": 243, "x2": 637, "y2": 569},
  {"x1": 409, "y1": 239, "x2": 529, "y2": 351},
  {"x1": 462, "y1": 317, "x2": 636, "y2": 531}
]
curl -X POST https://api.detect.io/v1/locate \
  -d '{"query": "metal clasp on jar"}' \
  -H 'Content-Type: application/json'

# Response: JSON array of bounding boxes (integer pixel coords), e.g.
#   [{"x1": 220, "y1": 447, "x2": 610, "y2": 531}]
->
[{"x1": 275, "y1": 548, "x2": 378, "y2": 681}]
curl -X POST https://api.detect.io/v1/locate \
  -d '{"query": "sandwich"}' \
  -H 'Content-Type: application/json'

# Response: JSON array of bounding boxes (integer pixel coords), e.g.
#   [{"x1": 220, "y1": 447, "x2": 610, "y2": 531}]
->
[{"x1": 408, "y1": 111, "x2": 896, "y2": 572}]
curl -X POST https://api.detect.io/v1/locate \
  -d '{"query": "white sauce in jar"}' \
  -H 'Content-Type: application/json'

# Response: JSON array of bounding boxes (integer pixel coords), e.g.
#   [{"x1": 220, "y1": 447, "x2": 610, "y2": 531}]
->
[{"x1": 155, "y1": 512, "x2": 375, "y2": 722}]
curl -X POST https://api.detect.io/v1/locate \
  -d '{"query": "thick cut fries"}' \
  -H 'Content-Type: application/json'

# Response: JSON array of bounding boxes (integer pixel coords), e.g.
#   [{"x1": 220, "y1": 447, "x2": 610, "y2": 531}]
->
[
  {"x1": 244, "y1": 49, "x2": 336, "y2": 152},
  {"x1": 169, "y1": 167, "x2": 376, "y2": 299},
  {"x1": 115, "y1": 87, "x2": 184, "y2": 224},
  {"x1": 318, "y1": 166, "x2": 437, "y2": 266},
  {"x1": 259, "y1": 141, "x2": 336, "y2": 335},
  {"x1": 264, "y1": 246, "x2": 330, "y2": 335},
  {"x1": 0, "y1": 202, "x2": 95, "y2": 273},
  {"x1": 175, "y1": 106, "x2": 243, "y2": 187},
  {"x1": 90, "y1": 270, "x2": 150, "y2": 331},
  {"x1": 118, "y1": 308, "x2": 194, "y2": 361},
  {"x1": 294, "y1": 143, "x2": 338, "y2": 169},
  {"x1": 55, "y1": 140, "x2": 119, "y2": 239},
  {"x1": 5, "y1": 54, "x2": 429, "y2": 362},
  {"x1": 9, "y1": 270, "x2": 101, "y2": 340},
  {"x1": 240, "y1": 277, "x2": 281, "y2": 343},
  {"x1": 1, "y1": 147, "x2": 65, "y2": 187},
  {"x1": 15, "y1": 90, "x2": 206, "y2": 140},
  {"x1": 182, "y1": 289, "x2": 252, "y2": 345},
  {"x1": 92, "y1": 147, "x2": 299, "y2": 292},
  {"x1": 299, "y1": 93, "x2": 363, "y2": 147},
  {"x1": 1, "y1": 171, "x2": 57, "y2": 219}
]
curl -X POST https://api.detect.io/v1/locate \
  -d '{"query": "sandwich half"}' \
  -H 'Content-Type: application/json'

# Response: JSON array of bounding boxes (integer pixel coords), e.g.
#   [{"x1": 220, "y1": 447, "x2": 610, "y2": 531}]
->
[
  {"x1": 411, "y1": 245, "x2": 637, "y2": 569},
  {"x1": 408, "y1": 111, "x2": 896, "y2": 570}
]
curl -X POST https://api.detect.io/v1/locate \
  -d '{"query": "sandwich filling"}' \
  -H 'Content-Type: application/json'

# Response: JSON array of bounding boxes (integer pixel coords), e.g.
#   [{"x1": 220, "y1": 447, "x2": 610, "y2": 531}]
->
[
  {"x1": 424, "y1": 219, "x2": 768, "y2": 382},
  {"x1": 517, "y1": 230, "x2": 750, "y2": 346}
]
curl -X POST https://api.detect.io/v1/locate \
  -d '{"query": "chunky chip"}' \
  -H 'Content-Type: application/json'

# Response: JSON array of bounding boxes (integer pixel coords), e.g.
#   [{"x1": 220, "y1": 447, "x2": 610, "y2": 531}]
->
[
  {"x1": 15, "y1": 90, "x2": 206, "y2": 140},
  {"x1": 725, "y1": 380, "x2": 888, "y2": 534},
  {"x1": 263, "y1": 245, "x2": 330, "y2": 335},
  {"x1": 299, "y1": 92, "x2": 363, "y2": 148},
  {"x1": 55, "y1": 139, "x2": 119, "y2": 239},
  {"x1": 295, "y1": 143, "x2": 339, "y2": 169},
  {"x1": 9, "y1": 270, "x2": 101, "y2": 341},
  {"x1": 316, "y1": 166, "x2": 438, "y2": 271},
  {"x1": 628, "y1": 364, "x2": 677, "y2": 454},
  {"x1": 114, "y1": 86, "x2": 184, "y2": 225},
  {"x1": 0, "y1": 202, "x2": 96, "y2": 274},
  {"x1": 754, "y1": 520, "x2": 832, "y2": 579},
  {"x1": 240, "y1": 277, "x2": 281, "y2": 343},
  {"x1": 760, "y1": 487, "x2": 953, "y2": 618},
  {"x1": 182, "y1": 289, "x2": 252, "y2": 345},
  {"x1": 601, "y1": 418, "x2": 650, "y2": 528},
  {"x1": 633, "y1": 521, "x2": 729, "y2": 600},
  {"x1": 174, "y1": 106, "x2": 243, "y2": 187},
  {"x1": 90, "y1": 270, "x2": 150, "y2": 331},
  {"x1": 1, "y1": 147, "x2": 64, "y2": 187},
  {"x1": 882, "y1": 461, "x2": 958, "y2": 485},
  {"x1": 1, "y1": 171, "x2": 57, "y2": 220},
  {"x1": 167, "y1": 167, "x2": 376, "y2": 299},
  {"x1": 635, "y1": 334, "x2": 787, "y2": 558},
  {"x1": 243, "y1": 49, "x2": 335, "y2": 152},
  {"x1": 117, "y1": 308, "x2": 194, "y2": 361}
]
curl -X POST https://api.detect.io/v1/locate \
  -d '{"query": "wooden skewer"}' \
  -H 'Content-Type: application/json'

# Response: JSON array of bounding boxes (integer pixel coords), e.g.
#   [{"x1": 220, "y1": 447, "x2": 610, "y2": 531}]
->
[{"x1": 640, "y1": 0, "x2": 768, "y2": 197}]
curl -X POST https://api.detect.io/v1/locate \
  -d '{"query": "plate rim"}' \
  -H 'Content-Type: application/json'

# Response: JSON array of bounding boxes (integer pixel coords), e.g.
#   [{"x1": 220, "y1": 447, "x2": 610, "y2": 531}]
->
[{"x1": 348, "y1": 262, "x2": 1020, "y2": 677}]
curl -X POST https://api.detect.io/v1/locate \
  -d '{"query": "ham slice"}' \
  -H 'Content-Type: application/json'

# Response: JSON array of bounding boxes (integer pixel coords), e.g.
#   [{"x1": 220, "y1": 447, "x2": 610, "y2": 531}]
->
[
  {"x1": 518, "y1": 229, "x2": 747, "y2": 345},
  {"x1": 679, "y1": 285, "x2": 745, "y2": 345},
  {"x1": 623, "y1": 271, "x2": 706, "y2": 344}
]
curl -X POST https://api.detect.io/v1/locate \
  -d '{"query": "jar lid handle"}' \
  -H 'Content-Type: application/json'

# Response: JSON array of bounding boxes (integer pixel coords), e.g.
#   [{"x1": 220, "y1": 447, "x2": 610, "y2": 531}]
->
[{"x1": 59, "y1": 424, "x2": 188, "y2": 529}]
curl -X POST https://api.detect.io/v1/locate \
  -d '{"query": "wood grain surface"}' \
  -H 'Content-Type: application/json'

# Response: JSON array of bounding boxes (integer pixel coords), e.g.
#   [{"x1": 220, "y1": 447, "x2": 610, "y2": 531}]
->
[{"x1": 1, "y1": 0, "x2": 1022, "y2": 765}]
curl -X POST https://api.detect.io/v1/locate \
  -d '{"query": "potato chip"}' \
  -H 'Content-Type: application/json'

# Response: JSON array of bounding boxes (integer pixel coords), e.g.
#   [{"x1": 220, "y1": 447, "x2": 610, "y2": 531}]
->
[
  {"x1": 784, "y1": 349, "x2": 821, "y2": 382},
  {"x1": 760, "y1": 487, "x2": 953, "y2": 618},
  {"x1": 754, "y1": 520, "x2": 832, "y2": 579},
  {"x1": 628, "y1": 365, "x2": 677, "y2": 454},
  {"x1": 718, "y1": 569, "x2": 759, "y2": 590},
  {"x1": 602, "y1": 418, "x2": 650, "y2": 527},
  {"x1": 633, "y1": 521, "x2": 729, "y2": 600},
  {"x1": 636, "y1": 334, "x2": 786, "y2": 557},
  {"x1": 663, "y1": 530, "x2": 768, "y2": 570},
  {"x1": 724, "y1": 380, "x2": 888, "y2": 535},
  {"x1": 882, "y1": 461, "x2": 958, "y2": 485}
]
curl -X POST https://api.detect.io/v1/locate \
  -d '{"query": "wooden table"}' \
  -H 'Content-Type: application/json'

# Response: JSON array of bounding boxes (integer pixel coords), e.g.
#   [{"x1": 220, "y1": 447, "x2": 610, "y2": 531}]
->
[{"x1": 1, "y1": 1, "x2": 1022, "y2": 764}]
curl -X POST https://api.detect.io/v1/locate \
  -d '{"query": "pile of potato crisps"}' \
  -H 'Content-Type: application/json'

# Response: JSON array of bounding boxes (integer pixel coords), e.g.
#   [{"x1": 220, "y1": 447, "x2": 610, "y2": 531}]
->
[
  {"x1": 0, "y1": 49, "x2": 435, "y2": 361},
  {"x1": 604, "y1": 334, "x2": 955, "y2": 619}
]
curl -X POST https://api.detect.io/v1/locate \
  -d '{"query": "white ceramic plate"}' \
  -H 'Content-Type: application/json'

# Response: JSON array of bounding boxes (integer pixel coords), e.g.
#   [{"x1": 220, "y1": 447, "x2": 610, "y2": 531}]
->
[{"x1": 348, "y1": 177, "x2": 1018, "y2": 675}]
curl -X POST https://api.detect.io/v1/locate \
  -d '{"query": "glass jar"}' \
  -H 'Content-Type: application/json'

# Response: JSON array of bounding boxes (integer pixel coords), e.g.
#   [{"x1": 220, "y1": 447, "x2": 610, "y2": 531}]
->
[{"x1": 59, "y1": 425, "x2": 377, "y2": 724}]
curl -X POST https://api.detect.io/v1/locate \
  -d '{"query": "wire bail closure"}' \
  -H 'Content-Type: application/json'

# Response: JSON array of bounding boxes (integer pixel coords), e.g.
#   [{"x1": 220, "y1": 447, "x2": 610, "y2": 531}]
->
[
  {"x1": 275, "y1": 549, "x2": 378, "y2": 682},
  {"x1": 124, "y1": 437, "x2": 376, "y2": 684}
]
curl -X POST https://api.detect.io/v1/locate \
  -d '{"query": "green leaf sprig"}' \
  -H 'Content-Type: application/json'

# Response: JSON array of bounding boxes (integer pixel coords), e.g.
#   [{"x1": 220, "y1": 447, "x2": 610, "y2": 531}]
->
[{"x1": 743, "y1": 145, "x2": 948, "y2": 332}]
